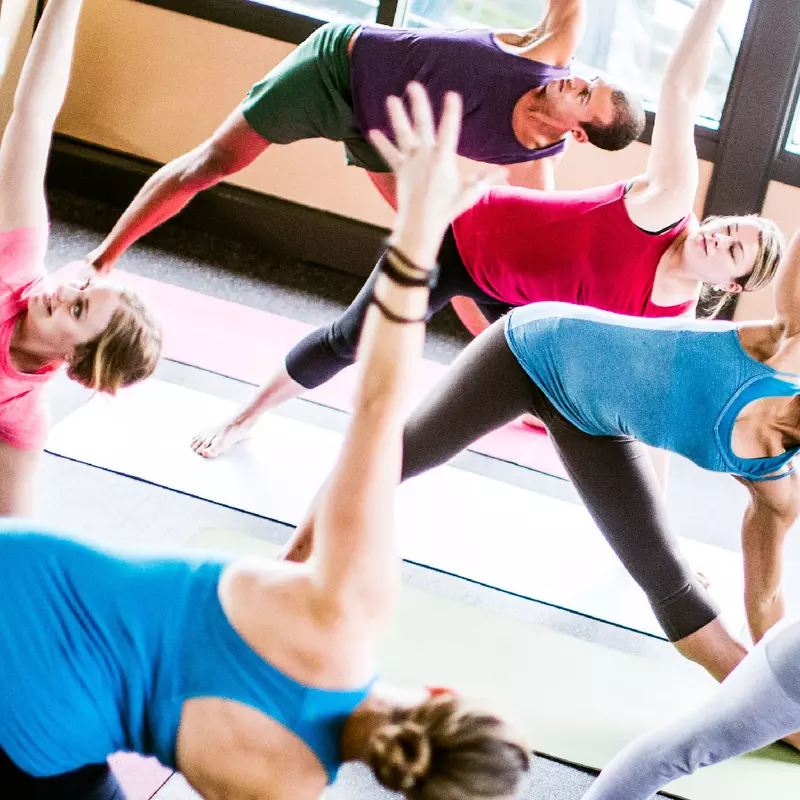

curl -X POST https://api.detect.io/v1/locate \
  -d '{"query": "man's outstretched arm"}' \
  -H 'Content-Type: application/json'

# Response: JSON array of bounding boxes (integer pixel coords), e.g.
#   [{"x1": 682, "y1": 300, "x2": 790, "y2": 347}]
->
[{"x1": 496, "y1": 0, "x2": 587, "y2": 66}]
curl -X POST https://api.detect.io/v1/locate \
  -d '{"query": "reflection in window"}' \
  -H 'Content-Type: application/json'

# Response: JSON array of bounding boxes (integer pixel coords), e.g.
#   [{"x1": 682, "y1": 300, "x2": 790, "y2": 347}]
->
[{"x1": 402, "y1": 0, "x2": 754, "y2": 128}]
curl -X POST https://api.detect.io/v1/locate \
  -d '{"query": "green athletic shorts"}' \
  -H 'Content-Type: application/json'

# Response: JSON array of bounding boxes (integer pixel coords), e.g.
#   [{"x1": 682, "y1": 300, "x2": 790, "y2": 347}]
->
[{"x1": 240, "y1": 21, "x2": 389, "y2": 173}]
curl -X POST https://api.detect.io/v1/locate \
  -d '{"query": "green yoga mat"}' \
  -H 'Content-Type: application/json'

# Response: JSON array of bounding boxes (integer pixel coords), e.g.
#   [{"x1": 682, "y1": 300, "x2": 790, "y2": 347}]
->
[{"x1": 186, "y1": 529, "x2": 800, "y2": 800}]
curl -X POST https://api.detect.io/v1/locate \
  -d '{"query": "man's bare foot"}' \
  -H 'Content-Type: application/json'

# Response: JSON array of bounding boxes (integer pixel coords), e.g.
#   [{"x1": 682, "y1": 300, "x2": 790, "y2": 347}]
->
[
  {"x1": 191, "y1": 421, "x2": 252, "y2": 459},
  {"x1": 520, "y1": 412, "x2": 546, "y2": 431}
]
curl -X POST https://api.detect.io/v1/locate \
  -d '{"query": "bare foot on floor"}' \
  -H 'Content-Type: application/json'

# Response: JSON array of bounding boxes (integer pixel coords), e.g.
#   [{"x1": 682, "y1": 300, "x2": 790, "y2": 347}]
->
[{"x1": 191, "y1": 421, "x2": 252, "y2": 459}]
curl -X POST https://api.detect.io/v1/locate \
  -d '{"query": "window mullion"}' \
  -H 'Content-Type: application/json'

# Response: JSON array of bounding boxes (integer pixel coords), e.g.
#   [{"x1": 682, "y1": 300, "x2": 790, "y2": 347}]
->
[
  {"x1": 703, "y1": 0, "x2": 800, "y2": 218},
  {"x1": 376, "y1": 0, "x2": 408, "y2": 26}
]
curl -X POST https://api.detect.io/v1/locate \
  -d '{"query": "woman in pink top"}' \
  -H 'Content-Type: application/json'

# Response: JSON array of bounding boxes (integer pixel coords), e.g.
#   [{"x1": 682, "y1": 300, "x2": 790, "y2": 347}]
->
[
  {"x1": 192, "y1": 0, "x2": 782, "y2": 461},
  {"x1": 0, "y1": 0, "x2": 162, "y2": 514}
]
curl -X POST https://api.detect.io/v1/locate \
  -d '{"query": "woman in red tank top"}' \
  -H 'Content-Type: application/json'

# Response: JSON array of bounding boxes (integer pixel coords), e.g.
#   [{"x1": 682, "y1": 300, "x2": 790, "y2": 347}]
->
[{"x1": 451, "y1": 0, "x2": 782, "y2": 336}]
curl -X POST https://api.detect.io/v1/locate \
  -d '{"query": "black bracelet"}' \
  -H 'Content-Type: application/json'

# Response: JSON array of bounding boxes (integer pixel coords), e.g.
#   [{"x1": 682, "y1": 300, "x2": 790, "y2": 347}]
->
[
  {"x1": 385, "y1": 240, "x2": 439, "y2": 276},
  {"x1": 369, "y1": 294, "x2": 427, "y2": 324},
  {"x1": 385, "y1": 243, "x2": 430, "y2": 273},
  {"x1": 378, "y1": 249, "x2": 439, "y2": 289}
]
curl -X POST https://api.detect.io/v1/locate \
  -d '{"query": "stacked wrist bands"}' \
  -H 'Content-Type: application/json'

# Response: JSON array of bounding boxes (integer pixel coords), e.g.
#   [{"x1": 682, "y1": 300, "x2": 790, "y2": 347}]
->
[{"x1": 369, "y1": 244, "x2": 440, "y2": 324}]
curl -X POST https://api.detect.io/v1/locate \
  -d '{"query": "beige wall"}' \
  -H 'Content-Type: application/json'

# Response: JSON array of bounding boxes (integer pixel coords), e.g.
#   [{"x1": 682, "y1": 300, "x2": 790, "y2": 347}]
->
[
  {"x1": 0, "y1": 0, "x2": 38, "y2": 135},
  {"x1": 55, "y1": 0, "x2": 800, "y2": 322},
  {"x1": 735, "y1": 180, "x2": 800, "y2": 321}
]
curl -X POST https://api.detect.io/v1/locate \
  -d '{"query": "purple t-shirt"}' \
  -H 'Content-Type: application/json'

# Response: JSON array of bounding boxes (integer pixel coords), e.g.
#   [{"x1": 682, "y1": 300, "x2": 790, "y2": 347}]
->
[{"x1": 350, "y1": 25, "x2": 571, "y2": 165}]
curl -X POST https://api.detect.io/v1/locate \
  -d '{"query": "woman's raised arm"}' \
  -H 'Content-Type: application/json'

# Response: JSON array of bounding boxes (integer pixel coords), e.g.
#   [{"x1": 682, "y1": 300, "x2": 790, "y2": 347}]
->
[
  {"x1": 309, "y1": 85, "x2": 505, "y2": 622},
  {"x1": 628, "y1": 0, "x2": 727, "y2": 231},
  {"x1": 0, "y1": 0, "x2": 85, "y2": 236}
]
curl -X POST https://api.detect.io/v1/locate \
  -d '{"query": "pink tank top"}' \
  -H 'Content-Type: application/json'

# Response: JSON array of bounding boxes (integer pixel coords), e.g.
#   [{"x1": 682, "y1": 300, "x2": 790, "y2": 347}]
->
[
  {"x1": 0, "y1": 227, "x2": 57, "y2": 450},
  {"x1": 452, "y1": 182, "x2": 694, "y2": 316}
]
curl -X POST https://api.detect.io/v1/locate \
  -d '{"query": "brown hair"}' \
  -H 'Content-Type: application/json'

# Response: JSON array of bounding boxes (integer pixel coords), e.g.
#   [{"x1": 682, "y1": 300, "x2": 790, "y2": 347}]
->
[
  {"x1": 67, "y1": 289, "x2": 162, "y2": 393},
  {"x1": 364, "y1": 693, "x2": 530, "y2": 799},
  {"x1": 698, "y1": 214, "x2": 784, "y2": 319},
  {"x1": 582, "y1": 88, "x2": 645, "y2": 152}
]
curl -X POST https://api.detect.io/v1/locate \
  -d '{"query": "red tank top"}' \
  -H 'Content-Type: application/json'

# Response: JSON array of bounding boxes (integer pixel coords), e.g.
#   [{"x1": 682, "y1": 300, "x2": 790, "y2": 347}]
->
[{"x1": 452, "y1": 181, "x2": 694, "y2": 317}]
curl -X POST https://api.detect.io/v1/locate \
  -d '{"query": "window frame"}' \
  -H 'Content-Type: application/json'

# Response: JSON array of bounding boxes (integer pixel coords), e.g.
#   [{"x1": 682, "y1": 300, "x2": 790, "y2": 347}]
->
[{"x1": 770, "y1": 41, "x2": 800, "y2": 188}]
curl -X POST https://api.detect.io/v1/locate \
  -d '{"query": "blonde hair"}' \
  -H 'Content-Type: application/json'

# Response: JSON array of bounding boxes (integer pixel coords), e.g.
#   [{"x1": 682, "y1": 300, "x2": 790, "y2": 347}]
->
[
  {"x1": 699, "y1": 214, "x2": 784, "y2": 319},
  {"x1": 364, "y1": 693, "x2": 530, "y2": 799},
  {"x1": 67, "y1": 289, "x2": 162, "y2": 393}
]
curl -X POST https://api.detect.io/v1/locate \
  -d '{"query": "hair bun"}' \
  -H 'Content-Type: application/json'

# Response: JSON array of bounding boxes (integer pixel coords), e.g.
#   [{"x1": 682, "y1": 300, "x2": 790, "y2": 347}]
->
[{"x1": 369, "y1": 720, "x2": 432, "y2": 793}]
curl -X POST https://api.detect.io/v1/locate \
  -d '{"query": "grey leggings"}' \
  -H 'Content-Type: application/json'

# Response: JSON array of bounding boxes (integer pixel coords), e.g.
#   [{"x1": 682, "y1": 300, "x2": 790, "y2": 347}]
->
[
  {"x1": 401, "y1": 320, "x2": 720, "y2": 642},
  {"x1": 285, "y1": 227, "x2": 512, "y2": 388},
  {"x1": 581, "y1": 620, "x2": 800, "y2": 799}
]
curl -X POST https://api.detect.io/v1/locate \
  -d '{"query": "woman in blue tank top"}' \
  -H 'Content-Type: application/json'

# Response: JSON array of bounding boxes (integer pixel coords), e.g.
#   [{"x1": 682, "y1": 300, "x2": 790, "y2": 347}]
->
[
  {"x1": 287, "y1": 210, "x2": 800, "y2": 752},
  {"x1": 0, "y1": 90, "x2": 529, "y2": 798},
  {"x1": 393, "y1": 247, "x2": 800, "y2": 737}
]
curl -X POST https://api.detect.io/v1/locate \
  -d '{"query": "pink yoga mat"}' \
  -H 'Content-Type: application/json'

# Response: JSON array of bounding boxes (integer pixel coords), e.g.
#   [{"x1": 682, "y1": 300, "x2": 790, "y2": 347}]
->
[
  {"x1": 108, "y1": 753, "x2": 173, "y2": 799},
  {"x1": 56, "y1": 264, "x2": 567, "y2": 480}
]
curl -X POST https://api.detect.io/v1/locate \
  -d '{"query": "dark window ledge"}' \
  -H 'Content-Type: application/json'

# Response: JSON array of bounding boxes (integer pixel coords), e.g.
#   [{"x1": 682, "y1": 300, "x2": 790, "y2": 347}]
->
[
  {"x1": 135, "y1": 0, "x2": 324, "y2": 44},
  {"x1": 772, "y1": 152, "x2": 800, "y2": 189}
]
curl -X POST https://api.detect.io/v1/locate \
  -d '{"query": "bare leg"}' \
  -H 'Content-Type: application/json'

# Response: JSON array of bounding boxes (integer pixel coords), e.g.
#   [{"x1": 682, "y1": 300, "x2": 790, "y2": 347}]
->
[
  {"x1": 282, "y1": 487, "x2": 321, "y2": 561},
  {"x1": 88, "y1": 109, "x2": 270, "y2": 271},
  {"x1": 0, "y1": 441, "x2": 39, "y2": 516},
  {"x1": 449, "y1": 296, "x2": 492, "y2": 336},
  {"x1": 672, "y1": 617, "x2": 747, "y2": 683},
  {"x1": 0, "y1": 0, "x2": 85, "y2": 231}
]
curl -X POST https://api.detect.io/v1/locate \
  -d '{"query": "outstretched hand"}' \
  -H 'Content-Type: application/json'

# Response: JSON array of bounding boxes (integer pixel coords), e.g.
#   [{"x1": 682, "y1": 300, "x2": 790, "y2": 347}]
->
[{"x1": 369, "y1": 83, "x2": 507, "y2": 268}]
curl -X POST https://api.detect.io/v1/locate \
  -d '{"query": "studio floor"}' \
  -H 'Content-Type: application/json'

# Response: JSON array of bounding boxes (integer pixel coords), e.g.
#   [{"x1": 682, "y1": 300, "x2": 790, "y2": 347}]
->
[{"x1": 36, "y1": 188, "x2": 800, "y2": 799}]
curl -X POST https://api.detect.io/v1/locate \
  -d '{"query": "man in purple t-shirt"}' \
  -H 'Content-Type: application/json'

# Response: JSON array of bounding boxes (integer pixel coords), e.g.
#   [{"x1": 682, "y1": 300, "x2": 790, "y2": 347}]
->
[{"x1": 83, "y1": 0, "x2": 643, "y2": 279}]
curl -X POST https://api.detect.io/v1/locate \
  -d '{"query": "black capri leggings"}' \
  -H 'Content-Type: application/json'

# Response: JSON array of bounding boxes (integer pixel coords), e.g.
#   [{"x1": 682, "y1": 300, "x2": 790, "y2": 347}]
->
[
  {"x1": 400, "y1": 320, "x2": 720, "y2": 642},
  {"x1": 285, "y1": 227, "x2": 512, "y2": 388},
  {"x1": 0, "y1": 747, "x2": 125, "y2": 799}
]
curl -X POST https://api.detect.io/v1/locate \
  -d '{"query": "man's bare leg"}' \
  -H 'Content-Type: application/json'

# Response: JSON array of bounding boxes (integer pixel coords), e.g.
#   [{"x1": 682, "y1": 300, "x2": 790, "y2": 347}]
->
[{"x1": 88, "y1": 110, "x2": 270, "y2": 271}]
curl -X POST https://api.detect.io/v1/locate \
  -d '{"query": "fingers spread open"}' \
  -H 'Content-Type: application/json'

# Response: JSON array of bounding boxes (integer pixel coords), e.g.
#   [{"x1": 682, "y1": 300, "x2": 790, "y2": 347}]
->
[
  {"x1": 386, "y1": 94, "x2": 418, "y2": 153},
  {"x1": 436, "y1": 91, "x2": 463, "y2": 156},
  {"x1": 406, "y1": 82, "x2": 436, "y2": 146},
  {"x1": 368, "y1": 129, "x2": 402, "y2": 171}
]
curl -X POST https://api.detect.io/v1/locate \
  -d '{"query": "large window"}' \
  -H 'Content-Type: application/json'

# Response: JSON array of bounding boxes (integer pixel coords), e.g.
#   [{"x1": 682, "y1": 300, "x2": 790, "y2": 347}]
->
[{"x1": 404, "y1": 0, "x2": 754, "y2": 128}]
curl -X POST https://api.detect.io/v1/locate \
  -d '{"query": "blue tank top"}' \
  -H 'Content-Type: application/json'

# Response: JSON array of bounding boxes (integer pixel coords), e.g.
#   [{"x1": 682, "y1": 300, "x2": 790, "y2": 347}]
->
[
  {"x1": 0, "y1": 527, "x2": 374, "y2": 781},
  {"x1": 350, "y1": 26, "x2": 570, "y2": 165},
  {"x1": 505, "y1": 303, "x2": 800, "y2": 480}
]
